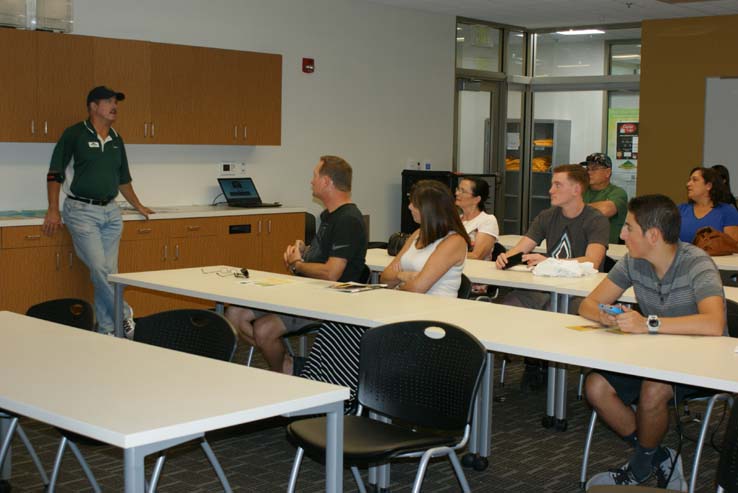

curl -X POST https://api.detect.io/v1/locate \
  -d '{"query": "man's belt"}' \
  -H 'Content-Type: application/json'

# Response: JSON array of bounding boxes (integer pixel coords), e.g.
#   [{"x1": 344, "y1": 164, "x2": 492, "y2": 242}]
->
[{"x1": 67, "y1": 195, "x2": 112, "y2": 206}]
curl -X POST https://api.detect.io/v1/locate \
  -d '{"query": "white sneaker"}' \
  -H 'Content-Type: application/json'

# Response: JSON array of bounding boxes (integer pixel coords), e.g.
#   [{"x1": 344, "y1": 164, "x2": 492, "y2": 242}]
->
[
  {"x1": 586, "y1": 466, "x2": 650, "y2": 490},
  {"x1": 654, "y1": 447, "x2": 687, "y2": 491},
  {"x1": 124, "y1": 307, "x2": 135, "y2": 340}
]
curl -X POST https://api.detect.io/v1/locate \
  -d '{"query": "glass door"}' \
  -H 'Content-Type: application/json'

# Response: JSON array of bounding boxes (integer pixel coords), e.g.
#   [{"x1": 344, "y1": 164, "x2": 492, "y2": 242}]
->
[{"x1": 455, "y1": 78, "x2": 501, "y2": 174}]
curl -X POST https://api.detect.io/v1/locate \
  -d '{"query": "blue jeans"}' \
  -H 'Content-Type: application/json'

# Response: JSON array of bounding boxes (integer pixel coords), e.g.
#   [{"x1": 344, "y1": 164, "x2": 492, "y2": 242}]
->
[{"x1": 63, "y1": 199, "x2": 131, "y2": 333}]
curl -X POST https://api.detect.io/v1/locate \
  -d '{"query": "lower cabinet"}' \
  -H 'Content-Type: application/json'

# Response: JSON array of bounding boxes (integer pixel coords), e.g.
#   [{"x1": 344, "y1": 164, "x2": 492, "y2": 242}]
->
[{"x1": 0, "y1": 212, "x2": 304, "y2": 318}]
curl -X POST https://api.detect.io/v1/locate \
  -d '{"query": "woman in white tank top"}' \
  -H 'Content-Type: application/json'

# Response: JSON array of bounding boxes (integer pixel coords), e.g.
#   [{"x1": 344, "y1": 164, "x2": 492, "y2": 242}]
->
[{"x1": 381, "y1": 180, "x2": 470, "y2": 297}]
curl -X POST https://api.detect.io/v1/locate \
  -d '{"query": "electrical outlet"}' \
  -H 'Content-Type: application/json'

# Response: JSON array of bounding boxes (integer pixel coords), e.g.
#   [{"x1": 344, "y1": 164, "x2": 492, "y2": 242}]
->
[{"x1": 219, "y1": 162, "x2": 246, "y2": 177}]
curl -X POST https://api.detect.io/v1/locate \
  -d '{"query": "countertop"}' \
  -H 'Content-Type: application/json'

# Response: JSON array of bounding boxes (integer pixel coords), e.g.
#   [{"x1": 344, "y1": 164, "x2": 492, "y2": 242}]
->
[{"x1": 0, "y1": 204, "x2": 305, "y2": 227}]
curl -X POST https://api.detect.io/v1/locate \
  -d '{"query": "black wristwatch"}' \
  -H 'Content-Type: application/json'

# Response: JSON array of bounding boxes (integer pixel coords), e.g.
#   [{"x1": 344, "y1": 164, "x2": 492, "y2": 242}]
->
[
  {"x1": 289, "y1": 260, "x2": 302, "y2": 275},
  {"x1": 647, "y1": 315, "x2": 661, "y2": 334}
]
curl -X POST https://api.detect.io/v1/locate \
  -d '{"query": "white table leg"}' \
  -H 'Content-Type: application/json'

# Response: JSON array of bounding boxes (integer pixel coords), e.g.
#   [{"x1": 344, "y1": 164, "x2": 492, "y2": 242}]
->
[
  {"x1": 124, "y1": 447, "x2": 146, "y2": 493},
  {"x1": 325, "y1": 402, "x2": 344, "y2": 493},
  {"x1": 113, "y1": 282, "x2": 124, "y2": 338}
]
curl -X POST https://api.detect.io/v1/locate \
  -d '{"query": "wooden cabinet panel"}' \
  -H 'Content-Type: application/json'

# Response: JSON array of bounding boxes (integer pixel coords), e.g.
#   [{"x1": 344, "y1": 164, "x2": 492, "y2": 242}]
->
[
  {"x1": 93, "y1": 37, "x2": 151, "y2": 143},
  {"x1": 1, "y1": 225, "x2": 72, "y2": 248},
  {"x1": 36, "y1": 32, "x2": 94, "y2": 142},
  {"x1": 168, "y1": 217, "x2": 219, "y2": 238},
  {"x1": 241, "y1": 52, "x2": 282, "y2": 145},
  {"x1": 260, "y1": 213, "x2": 304, "y2": 274},
  {"x1": 216, "y1": 215, "x2": 263, "y2": 269},
  {"x1": 121, "y1": 220, "x2": 169, "y2": 241},
  {"x1": 0, "y1": 29, "x2": 37, "y2": 142},
  {"x1": 150, "y1": 42, "x2": 210, "y2": 144}
]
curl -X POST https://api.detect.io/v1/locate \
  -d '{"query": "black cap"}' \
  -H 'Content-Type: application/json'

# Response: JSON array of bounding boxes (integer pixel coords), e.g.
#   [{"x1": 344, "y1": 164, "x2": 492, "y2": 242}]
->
[
  {"x1": 581, "y1": 153, "x2": 612, "y2": 169},
  {"x1": 87, "y1": 86, "x2": 125, "y2": 105}
]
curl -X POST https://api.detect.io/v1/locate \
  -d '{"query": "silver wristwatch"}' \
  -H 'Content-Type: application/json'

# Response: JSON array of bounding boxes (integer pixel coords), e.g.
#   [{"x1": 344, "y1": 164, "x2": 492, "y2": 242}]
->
[{"x1": 647, "y1": 315, "x2": 661, "y2": 334}]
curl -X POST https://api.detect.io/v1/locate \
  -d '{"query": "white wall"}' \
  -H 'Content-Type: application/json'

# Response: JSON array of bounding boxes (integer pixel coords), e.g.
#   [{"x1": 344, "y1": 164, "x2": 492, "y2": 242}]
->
[{"x1": 0, "y1": 0, "x2": 456, "y2": 240}]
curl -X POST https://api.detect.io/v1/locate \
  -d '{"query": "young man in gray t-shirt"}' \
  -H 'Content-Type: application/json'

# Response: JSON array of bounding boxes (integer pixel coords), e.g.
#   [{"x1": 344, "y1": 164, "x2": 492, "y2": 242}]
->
[
  {"x1": 580, "y1": 194, "x2": 725, "y2": 491},
  {"x1": 496, "y1": 164, "x2": 610, "y2": 310}
]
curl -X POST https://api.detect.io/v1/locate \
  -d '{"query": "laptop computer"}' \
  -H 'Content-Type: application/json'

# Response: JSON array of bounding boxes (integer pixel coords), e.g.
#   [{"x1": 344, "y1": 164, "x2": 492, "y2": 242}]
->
[{"x1": 218, "y1": 177, "x2": 282, "y2": 208}]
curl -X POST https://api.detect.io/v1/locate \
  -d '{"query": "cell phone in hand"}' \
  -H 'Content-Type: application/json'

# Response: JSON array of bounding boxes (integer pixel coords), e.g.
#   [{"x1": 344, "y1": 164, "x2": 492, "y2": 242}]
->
[
  {"x1": 502, "y1": 252, "x2": 524, "y2": 269},
  {"x1": 599, "y1": 303, "x2": 624, "y2": 315}
]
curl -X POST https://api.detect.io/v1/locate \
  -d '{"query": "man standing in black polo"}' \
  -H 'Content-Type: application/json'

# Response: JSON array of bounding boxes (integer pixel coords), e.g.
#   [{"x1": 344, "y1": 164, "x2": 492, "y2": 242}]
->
[{"x1": 42, "y1": 86, "x2": 152, "y2": 336}]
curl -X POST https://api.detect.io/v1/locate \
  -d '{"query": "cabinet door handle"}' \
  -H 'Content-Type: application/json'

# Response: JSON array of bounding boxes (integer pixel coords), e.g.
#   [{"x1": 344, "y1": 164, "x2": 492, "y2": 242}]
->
[
  {"x1": 31, "y1": 120, "x2": 35, "y2": 135},
  {"x1": 137, "y1": 228, "x2": 152, "y2": 234},
  {"x1": 68, "y1": 251, "x2": 73, "y2": 269},
  {"x1": 175, "y1": 244, "x2": 180, "y2": 260},
  {"x1": 56, "y1": 251, "x2": 61, "y2": 271},
  {"x1": 24, "y1": 234, "x2": 41, "y2": 240},
  {"x1": 268, "y1": 219, "x2": 272, "y2": 234},
  {"x1": 234, "y1": 125, "x2": 238, "y2": 139},
  {"x1": 44, "y1": 120, "x2": 48, "y2": 135},
  {"x1": 258, "y1": 220, "x2": 262, "y2": 234},
  {"x1": 144, "y1": 122, "x2": 148, "y2": 138},
  {"x1": 151, "y1": 123, "x2": 155, "y2": 138},
  {"x1": 243, "y1": 126, "x2": 247, "y2": 141},
  {"x1": 162, "y1": 244, "x2": 168, "y2": 261},
  {"x1": 186, "y1": 225, "x2": 201, "y2": 231}
]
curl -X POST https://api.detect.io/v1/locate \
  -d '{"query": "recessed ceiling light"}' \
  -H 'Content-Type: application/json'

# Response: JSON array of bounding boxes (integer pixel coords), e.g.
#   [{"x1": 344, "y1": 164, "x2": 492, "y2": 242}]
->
[{"x1": 556, "y1": 29, "x2": 605, "y2": 36}]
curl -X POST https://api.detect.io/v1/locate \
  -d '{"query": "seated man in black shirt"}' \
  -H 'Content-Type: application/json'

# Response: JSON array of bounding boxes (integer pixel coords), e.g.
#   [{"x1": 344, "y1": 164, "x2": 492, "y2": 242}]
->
[{"x1": 226, "y1": 155, "x2": 367, "y2": 373}]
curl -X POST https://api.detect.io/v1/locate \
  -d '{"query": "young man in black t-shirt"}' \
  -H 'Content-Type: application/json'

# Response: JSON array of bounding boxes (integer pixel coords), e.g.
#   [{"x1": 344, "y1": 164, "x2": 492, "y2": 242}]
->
[{"x1": 226, "y1": 156, "x2": 367, "y2": 373}]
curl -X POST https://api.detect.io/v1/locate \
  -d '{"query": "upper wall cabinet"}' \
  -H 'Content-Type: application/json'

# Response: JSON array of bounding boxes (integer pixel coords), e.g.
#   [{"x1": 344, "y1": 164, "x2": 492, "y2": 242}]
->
[{"x1": 0, "y1": 30, "x2": 282, "y2": 145}]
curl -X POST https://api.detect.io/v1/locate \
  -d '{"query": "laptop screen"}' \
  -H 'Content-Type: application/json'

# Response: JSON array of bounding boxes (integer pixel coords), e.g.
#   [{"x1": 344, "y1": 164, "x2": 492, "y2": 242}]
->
[{"x1": 218, "y1": 178, "x2": 262, "y2": 204}]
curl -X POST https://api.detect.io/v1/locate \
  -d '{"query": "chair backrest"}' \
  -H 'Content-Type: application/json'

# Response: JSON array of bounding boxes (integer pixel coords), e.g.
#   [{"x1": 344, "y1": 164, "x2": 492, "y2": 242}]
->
[
  {"x1": 26, "y1": 298, "x2": 95, "y2": 331},
  {"x1": 716, "y1": 399, "x2": 738, "y2": 491},
  {"x1": 458, "y1": 274, "x2": 472, "y2": 299},
  {"x1": 491, "y1": 241, "x2": 506, "y2": 261},
  {"x1": 133, "y1": 309, "x2": 238, "y2": 362},
  {"x1": 721, "y1": 270, "x2": 738, "y2": 287},
  {"x1": 357, "y1": 320, "x2": 486, "y2": 431},
  {"x1": 359, "y1": 264, "x2": 372, "y2": 284},
  {"x1": 305, "y1": 212, "x2": 317, "y2": 246},
  {"x1": 602, "y1": 255, "x2": 617, "y2": 273},
  {"x1": 726, "y1": 299, "x2": 738, "y2": 339}
]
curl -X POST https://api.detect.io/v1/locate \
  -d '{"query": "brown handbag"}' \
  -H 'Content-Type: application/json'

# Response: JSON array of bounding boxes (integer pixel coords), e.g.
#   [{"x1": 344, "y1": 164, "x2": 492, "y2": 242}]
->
[{"x1": 692, "y1": 226, "x2": 738, "y2": 256}]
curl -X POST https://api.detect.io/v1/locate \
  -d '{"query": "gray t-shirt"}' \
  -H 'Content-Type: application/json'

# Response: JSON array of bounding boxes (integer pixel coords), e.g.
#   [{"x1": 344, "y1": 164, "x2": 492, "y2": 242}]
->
[
  {"x1": 607, "y1": 241, "x2": 726, "y2": 334},
  {"x1": 525, "y1": 206, "x2": 609, "y2": 260}
]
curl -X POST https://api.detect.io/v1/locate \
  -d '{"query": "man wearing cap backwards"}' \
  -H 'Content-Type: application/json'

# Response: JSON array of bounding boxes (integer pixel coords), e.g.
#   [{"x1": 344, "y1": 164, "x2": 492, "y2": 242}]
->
[
  {"x1": 582, "y1": 152, "x2": 628, "y2": 244},
  {"x1": 42, "y1": 86, "x2": 152, "y2": 337}
]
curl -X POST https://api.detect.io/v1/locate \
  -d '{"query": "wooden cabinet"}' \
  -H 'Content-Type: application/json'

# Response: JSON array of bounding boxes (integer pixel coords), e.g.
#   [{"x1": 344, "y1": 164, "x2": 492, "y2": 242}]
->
[
  {"x1": 0, "y1": 213, "x2": 302, "y2": 317},
  {"x1": 0, "y1": 226, "x2": 91, "y2": 313},
  {"x1": 0, "y1": 30, "x2": 281, "y2": 145},
  {"x1": 93, "y1": 37, "x2": 151, "y2": 143},
  {"x1": 0, "y1": 29, "x2": 37, "y2": 142}
]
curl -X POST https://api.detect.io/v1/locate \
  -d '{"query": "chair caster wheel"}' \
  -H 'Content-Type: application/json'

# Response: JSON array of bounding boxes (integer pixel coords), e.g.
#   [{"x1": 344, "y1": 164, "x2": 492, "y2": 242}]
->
[
  {"x1": 461, "y1": 453, "x2": 476, "y2": 468},
  {"x1": 472, "y1": 455, "x2": 489, "y2": 471},
  {"x1": 555, "y1": 418, "x2": 568, "y2": 432},
  {"x1": 0, "y1": 480, "x2": 11, "y2": 493},
  {"x1": 541, "y1": 415, "x2": 555, "y2": 428}
]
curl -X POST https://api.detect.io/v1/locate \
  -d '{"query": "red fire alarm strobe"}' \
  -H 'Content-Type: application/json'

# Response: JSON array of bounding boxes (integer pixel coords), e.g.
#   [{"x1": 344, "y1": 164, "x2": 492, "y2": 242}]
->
[{"x1": 302, "y1": 58, "x2": 315, "y2": 74}]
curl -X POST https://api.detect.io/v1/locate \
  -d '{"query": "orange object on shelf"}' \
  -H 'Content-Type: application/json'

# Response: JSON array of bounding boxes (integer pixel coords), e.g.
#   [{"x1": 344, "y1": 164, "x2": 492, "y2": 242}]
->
[
  {"x1": 532, "y1": 156, "x2": 551, "y2": 172},
  {"x1": 533, "y1": 138, "x2": 554, "y2": 147},
  {"x1": 505, "y1": 158, "x2": 520, "y2": 170}
]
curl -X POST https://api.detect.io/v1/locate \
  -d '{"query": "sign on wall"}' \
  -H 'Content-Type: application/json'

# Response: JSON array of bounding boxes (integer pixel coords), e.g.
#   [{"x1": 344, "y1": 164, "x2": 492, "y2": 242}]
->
[{"x1": 607, "y1": 108, "x2": 639, "y2": 199}]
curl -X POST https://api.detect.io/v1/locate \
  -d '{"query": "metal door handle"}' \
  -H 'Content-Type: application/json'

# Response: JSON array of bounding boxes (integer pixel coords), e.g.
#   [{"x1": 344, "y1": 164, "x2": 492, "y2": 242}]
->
[
  {"x1": 24, "y1": 235, "x2": 41, "y2": 240},
  {"x1": 186, "y1": 225, "x2": 200, "y2": 231},
  {"x1": 144, "y1": 122, "x2": 148, "y2": 138},
  {"x1": 258, "y1": 220, "x2": 262, "y2": 234},
  {"x1": 268, "y1": 219, "x2": 272, "y2": 234},
  {"x1": 151, "y1": 123, "x2": 155, "y2": 138},
  {"x1": 44, "y1": 120, "x2": 48, "y2": 135},
  {"x1": 175, "y1": 244, "x2": 180, "y2": 260},
  {"x1": 234, "y1": 125, "x2": 238, "y2": 139},
  {"x1": 31, "y1": 120, "x2": 35, "y2": 135},
  {"x1": 163, "y1": 244, "x2": 168, "y2": 261},
  {"x1": 137, "y1": 228, "x2": 152, "y2": 234},
  {"x1": 56, "y1": 251, "x2": 61, "y2": 271},
  {"x1": 243, "y1": 126, "x2": 247, "y2": 140}
]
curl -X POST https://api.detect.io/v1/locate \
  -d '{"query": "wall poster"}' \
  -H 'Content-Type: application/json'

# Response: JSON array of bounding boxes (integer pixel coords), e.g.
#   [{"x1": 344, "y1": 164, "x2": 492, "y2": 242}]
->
[{"x1": 607, "y1": 108, "x2": 639, "y2": 199}]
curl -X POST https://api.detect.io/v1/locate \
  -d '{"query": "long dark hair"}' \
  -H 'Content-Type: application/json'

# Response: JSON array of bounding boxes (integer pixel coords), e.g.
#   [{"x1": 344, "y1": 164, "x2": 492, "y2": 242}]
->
[
  {"x1": 410, "y1": 180, "x2": 471, "y2": 249},
  {"x1": 688, "y1": 167, "x2": 733, "y2": 206},
  {"x1": 712, "y1": 164, "x2": 738, "y2": 209}
]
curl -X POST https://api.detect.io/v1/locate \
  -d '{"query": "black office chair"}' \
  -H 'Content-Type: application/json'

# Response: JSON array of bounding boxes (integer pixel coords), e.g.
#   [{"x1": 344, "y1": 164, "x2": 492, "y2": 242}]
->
[
  {"x1": 1, "y1": 299, "x2": 96, "y2": 490},
  {"x1": 458, "y1": 273, "x2": 472, "y2": 299},
  {"x1": 285, "y1": 320, "x2": 486, "y2": 493},
  {"x1": 580, "y1": 300, "x2": 738, "y2": 492},
  {"x1": 589, "y1": 394, "x2": 738, "y2": 493},
  {"x1": 133, "y1": 310, "x2": 237, "y2": 492},
  {"x1": 47, "y1": 309, "x2": 238, "y2": 493}
]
